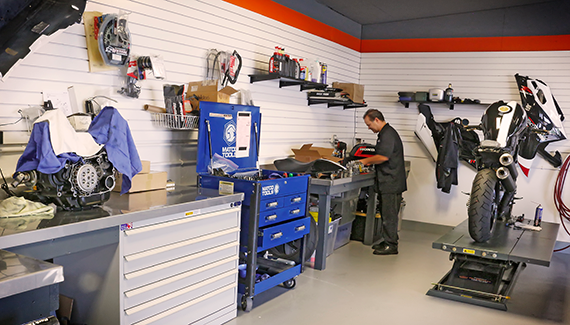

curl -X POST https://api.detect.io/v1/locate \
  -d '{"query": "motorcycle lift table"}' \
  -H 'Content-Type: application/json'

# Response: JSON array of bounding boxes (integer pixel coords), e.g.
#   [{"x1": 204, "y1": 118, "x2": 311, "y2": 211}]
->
[
  {"x1": 427, "y1": 218, "x2": 559, "y2": 310},
  {"x1": 309, "y1": 173, "x2": 377, "y2": 270}
]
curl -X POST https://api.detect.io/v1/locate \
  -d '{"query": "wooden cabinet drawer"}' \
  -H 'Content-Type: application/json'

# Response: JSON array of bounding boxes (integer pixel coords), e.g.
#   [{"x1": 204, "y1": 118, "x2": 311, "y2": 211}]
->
[
  {"x1": 123, "y1": 228, "x2": 239, "y2": 274},
  {"x1": 122, "y1": 208, "x2": 240, "y2": 255},
  {"x1": 123, "y1": 243, "x2": 238, "y2": 291}
]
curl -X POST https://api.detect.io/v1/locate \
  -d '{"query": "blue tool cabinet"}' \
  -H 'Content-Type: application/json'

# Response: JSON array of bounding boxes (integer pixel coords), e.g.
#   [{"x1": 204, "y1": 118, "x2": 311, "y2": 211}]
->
[{"x1": 196, "y1": 102, "x2": 309, "y2": 312}]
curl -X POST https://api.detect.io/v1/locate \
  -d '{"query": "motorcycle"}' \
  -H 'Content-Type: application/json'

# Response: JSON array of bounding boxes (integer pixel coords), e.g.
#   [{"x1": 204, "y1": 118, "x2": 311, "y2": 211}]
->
[
  {"x1": 416, "y1": 74, "x2": 566, "y2": 242},
  {"x1": 468, "y1": 74, "x2": 567, "y2": 242},
  {"x1": 467, "y1": 100, "x2": 527, "y2": 242}
]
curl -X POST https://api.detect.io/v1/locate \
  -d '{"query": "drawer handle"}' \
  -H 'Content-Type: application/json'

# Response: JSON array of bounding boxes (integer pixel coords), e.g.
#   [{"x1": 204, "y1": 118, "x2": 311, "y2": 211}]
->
[
  {"x1": 290, "y1": 209, "x2": 300, "y2": 215},
  {"x1": 295, "y1": 225, "x2": 306, "y2": 232},
  {"x1": 266, "y1": 201, "x2": 278, "y2": 208},
  {"x1": 265, "y1": 214, "x2": 277, "y2": 221},
  {"x1": 291, "y1": 197, "x2": 302, "y2": 203},
  {"x1": 271, "y1": 232, "x2": 283, "y2": 240}
]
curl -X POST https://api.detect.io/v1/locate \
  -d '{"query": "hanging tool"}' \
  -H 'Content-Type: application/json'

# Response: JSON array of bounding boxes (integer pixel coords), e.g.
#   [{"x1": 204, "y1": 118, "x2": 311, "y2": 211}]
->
[
  {"x1": 206, "y1": 49, "x2": 242, "y2": 87},
  {"x1": 205, "y1": 119, "x2": 213, "y2": 161},
  {"x1": 119, "y1": 55, "x2": 166, "y2": 98}
]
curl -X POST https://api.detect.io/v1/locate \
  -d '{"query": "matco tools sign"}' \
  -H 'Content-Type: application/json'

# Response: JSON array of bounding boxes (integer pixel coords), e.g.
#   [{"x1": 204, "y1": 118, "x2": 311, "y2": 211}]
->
[
  {"x1": 262, "y1": 184, "x2": 280, "y2": 197},
  {"x1": 222, "y1": 120, "x2": 237, "y2": 158}
]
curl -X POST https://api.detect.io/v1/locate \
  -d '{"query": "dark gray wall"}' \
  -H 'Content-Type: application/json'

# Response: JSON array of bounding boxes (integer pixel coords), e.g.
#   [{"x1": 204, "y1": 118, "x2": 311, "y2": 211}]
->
[
  {"x1": 272, "y1": 0, "x2": 362, "y2": 39},
  {"x1": 275, "y1": 0, "x2": 570, "y2": 40},
  {"x1": 362, "y1": 0, "x2": 570, "y2": 39}
]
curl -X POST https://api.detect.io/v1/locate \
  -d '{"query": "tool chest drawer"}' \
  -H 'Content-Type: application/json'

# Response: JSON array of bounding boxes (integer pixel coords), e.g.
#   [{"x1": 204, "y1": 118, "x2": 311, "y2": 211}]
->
[
  {"x1": 259, "y1": 192, "x2": 306, "y2": 212},
  {"x1": 124, "y1": 256, "x2": 238, "y2": 309},
  {"x1": 123, "y1": 228, "x2": 239, "y2": 274},
  {"x1": 257, "y1": 216, "x2": 311, "y2": 251},
  {"x1": 129, "y1": 284, "x2": 237, "y2": 325},
  {"x1": 122, "y1": 208, "x2": 240, "y2": 255},
  {"x1": 123, "y1": 243, "x2": 238, "y2": 291},
  {"x1": 124, "y1": 270, "x2": 237, "y2": 325},
  {"x1": 259, "y1": 176, "x2": 309, "y2": 200},
  {"x1": 259, "y1": 202, "x2": 307, "y2": 227}
]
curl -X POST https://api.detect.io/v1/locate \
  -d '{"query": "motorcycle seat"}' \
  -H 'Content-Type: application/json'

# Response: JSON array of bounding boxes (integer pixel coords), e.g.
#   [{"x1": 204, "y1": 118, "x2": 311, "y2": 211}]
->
[
  {"x1": 273, "y1": 158, "x2": 346, "y2": 173},
  {"x1": 273, "y1": 158, "x2": 316, "y2": 173}
]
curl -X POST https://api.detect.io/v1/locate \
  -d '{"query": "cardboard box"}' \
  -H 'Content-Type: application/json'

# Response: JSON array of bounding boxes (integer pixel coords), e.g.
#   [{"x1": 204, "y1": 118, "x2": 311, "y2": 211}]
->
[
  {"x1": 111, "y1": 189, "x2": 167, "y2": 212},
  {"x1": 332, "y1": 82, "x2": 365, "y2": 103},
  {"x1": 186, "y1": 80, "x2": 238, "y2": 111},
  {"x1": 292, "y1": 144, "x2": 342, "y2": 163},
  {"x1": 140, "y1": 161, "x2": 151, "y2": 174},
  {"x1": 114, "y1": 171, "x2": 167, "y2": 193}
]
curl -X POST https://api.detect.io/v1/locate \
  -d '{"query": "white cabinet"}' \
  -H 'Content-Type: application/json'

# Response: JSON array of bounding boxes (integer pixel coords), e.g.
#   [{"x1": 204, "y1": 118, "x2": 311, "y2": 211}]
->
[{"x1": 120, "y1": 205, "x2": 241, "y2": 325}]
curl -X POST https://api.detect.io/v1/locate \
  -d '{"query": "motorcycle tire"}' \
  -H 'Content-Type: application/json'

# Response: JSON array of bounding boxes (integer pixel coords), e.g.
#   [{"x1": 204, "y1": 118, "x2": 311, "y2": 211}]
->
[
  {"x1": 268, "y1": 217, "x2": 317, "y2": 262},
  {"x1": 468, "y1": 169, "x2": 499, "y2": 243}
]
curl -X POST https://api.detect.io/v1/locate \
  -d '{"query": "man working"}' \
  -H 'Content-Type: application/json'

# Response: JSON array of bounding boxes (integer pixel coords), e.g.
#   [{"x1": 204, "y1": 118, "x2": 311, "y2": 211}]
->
[{"x1": 359, "y1": 109, "x2": 407, "y2": 255}]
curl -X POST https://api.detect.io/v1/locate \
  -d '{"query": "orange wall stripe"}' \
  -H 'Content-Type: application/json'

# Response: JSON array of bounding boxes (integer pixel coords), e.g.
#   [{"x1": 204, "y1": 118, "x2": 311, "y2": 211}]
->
[
  {"x1": 359, "y1": 35, "x2": 570, "y2": 52},
  {"x1": 223, "y1": 0, "x2": 361, "y2": 51}
]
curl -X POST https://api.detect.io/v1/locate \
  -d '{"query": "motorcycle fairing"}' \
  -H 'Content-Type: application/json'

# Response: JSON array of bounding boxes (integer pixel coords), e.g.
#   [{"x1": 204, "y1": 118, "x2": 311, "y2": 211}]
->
[
  {"x1": 515, "y1": 74, "x2": 566, "y2": 168},
  {"x1": 0, "y1": 0, "x2": 87, "y2": 79},
  {"x1": 480, "y1": 101, "x2": 527, "y2": 149}
]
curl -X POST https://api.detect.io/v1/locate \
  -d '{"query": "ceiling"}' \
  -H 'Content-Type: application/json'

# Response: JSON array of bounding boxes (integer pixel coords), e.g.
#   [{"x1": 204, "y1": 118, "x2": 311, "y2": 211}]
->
[
  {"x1": 274, "y1": 0, "x2": 570, "y2": 39},
  {"x1": 315, "y1": 0, "x2": 551, "y2": 25}
]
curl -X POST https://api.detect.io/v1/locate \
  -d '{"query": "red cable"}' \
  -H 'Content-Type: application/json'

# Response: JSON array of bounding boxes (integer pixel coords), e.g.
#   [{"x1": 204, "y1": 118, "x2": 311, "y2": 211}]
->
[{"x1": 553, "y1": 154, "x2": 570, "y2": 251}]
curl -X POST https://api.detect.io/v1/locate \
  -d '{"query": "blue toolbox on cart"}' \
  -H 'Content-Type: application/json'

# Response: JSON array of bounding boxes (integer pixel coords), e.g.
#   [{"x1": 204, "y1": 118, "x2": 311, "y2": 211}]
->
[{"x1": 196, "y1": 102, "x2": 310, "y2": 311}]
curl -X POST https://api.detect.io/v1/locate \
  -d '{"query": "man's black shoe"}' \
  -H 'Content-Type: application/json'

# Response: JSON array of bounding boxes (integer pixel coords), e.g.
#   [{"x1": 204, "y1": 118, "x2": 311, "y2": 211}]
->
[
  {"x1": 373, "y1": 244, "x2": 398, "y2": 255},
  {"x1": 371, "y1": 241, "x2": 386, "y2": 250}
]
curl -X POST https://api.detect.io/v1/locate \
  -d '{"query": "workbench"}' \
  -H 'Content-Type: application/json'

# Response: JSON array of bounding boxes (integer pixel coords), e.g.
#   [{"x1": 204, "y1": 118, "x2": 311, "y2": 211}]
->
[
  {"x1": 427, "y1": 218, "x2": 559, "y2": 310},
  {"x1": 0, "y1": 186, "x2": 243, "y2": 325},
  {"x1": 309, "y1": 173, "x2": 377, "y2": 270}
]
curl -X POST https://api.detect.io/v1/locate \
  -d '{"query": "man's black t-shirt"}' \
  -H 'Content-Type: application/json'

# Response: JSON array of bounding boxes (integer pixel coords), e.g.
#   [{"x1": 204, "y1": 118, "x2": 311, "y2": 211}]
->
[{"x1": 374, "y1": 123, "x2": 407, "y2": 194}]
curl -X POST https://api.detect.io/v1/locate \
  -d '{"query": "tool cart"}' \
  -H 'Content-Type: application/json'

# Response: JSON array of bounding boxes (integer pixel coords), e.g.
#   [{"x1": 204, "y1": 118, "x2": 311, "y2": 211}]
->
[{"x1": 196, "y1": 102, "x2": 310, "y2": 312}]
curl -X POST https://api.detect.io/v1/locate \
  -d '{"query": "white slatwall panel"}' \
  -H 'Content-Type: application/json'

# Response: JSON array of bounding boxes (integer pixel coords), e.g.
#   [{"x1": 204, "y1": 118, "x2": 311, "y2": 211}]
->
[
  {"x1": 358, "y1": 51, "x2": 570, "y2": 241},
  {"x1": 0, "y1": 0, "x2": 360, "y2": 184}
]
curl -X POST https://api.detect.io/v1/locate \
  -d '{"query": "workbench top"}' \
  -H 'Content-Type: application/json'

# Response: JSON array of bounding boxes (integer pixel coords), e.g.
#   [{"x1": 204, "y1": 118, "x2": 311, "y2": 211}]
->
[{"x1": 0, "y1": 186, "x2": 243, "y2": 250}]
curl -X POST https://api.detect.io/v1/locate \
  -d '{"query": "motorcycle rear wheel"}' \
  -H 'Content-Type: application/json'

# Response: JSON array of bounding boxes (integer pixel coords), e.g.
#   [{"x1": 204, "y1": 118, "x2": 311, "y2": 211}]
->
[{"x1": 468, "y1": 169, "x2": 499, "y2": 243}]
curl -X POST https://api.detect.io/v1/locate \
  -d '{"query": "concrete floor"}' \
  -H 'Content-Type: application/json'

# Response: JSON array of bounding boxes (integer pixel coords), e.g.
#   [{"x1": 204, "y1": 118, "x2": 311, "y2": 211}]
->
[{"x1": 227, "y1": 228, "x2": 570, "y2": 325}]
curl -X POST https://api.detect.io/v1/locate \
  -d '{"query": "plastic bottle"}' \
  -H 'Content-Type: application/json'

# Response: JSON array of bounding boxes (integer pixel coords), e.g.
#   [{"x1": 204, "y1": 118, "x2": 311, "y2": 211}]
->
[
  {"x1": 445, "y1": 83, "x2": 454, "y2": 103},
  {"x1": 284, "y1": 54, "x2": 292, "y2": 77},
  {"x1": 269, "y1": 47, "x2": 279, "y2": 74},
  {"x1": 292, "y1": 58, "x2": 300, "y2": 79},
  {"x1": 311, "y1": 59, "x2": 321, "y2": 83},
  {"x1": 298, "y1": 58, "x2": 306, "y2": 80}
]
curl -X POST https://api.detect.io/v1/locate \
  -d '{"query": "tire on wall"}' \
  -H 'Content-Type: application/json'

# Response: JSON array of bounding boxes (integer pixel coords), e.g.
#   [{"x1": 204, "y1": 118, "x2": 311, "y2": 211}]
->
[{"x1": 468, "y1": 168, "x2": 499, "y2": 243}]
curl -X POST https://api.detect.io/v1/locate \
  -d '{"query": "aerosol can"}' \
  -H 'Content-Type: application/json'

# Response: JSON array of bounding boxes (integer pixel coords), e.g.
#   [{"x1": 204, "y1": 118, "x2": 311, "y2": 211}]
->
[{"x1": 534, "y1": 204, "x2": 543, "y2": 227}]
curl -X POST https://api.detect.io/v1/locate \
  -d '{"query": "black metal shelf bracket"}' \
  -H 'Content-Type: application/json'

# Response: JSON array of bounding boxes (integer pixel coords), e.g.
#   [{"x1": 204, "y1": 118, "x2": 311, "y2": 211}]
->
[{"x1": 249, "y1": 74, "x2": 328, "y2": 91}]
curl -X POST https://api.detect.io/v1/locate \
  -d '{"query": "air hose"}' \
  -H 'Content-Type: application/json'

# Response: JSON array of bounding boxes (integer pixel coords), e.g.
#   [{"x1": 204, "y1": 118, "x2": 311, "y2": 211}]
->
[{"x1": 553, "y1": 153, "x2": 570, "y2": 252}]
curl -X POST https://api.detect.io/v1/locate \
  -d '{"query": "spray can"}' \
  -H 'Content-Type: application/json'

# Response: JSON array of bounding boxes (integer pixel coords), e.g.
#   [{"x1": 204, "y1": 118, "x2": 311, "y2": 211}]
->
[
  {"x1": 320, "y1": 62, "x2": 327, "y2": 84},
  {"x1": 533, "y1": 204, "x2": 543, "y2": 227}
]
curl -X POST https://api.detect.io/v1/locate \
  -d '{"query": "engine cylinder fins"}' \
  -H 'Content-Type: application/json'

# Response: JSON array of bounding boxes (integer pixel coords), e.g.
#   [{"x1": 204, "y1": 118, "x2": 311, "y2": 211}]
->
[
  {"x1": 499, "y1": 153, "x2": 514, "y2": 166},
  {"x1": 73, "y1": 163, "x2": 98, "y2": 194}
]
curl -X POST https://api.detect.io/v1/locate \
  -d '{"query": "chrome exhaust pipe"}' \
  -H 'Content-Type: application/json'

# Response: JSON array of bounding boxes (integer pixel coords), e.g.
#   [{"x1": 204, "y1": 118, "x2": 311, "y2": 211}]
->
[
  {"x1": 499, "y1": 153, "x2": 514, "y2": 166},
  {"x1": 496, "y1": 167, "x2": 516, "y2": 192}
]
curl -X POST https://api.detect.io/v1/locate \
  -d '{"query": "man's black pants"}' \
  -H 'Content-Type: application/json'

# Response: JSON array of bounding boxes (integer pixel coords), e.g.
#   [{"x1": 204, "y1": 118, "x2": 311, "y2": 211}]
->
[{"x1": 376, "y1": 192, "x2": 403, "y2": 247}]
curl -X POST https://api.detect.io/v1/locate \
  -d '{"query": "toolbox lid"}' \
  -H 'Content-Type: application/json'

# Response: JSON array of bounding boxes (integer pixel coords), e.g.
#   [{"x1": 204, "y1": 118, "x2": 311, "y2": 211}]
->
[{"x1": 196, "y1": 101, "x2": 261, "y2": 175}]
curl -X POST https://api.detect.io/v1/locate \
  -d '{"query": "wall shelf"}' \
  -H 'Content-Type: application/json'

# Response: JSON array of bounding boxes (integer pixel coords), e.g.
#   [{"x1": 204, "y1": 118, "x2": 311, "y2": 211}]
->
[
  {"x1": 249, "y1": 74, "x2": 328, "y2": 91},
  {"x1": 308, "y1": 98, "x2": 367, "y2": 109},
  {"x1": 399, "y1": 100, "x2": 489, "y2": 109}
]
